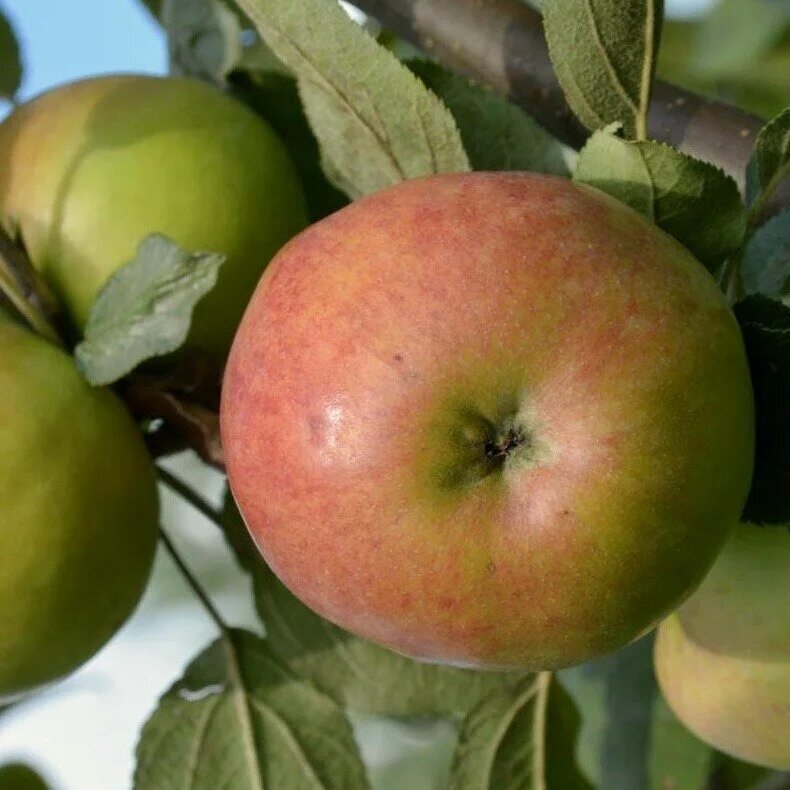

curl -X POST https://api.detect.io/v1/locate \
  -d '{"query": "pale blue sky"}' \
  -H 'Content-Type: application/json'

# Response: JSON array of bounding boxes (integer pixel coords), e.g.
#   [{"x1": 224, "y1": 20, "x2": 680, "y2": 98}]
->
[{"x1": 3, "y1": 0, "x2": 167, "y2": 101}]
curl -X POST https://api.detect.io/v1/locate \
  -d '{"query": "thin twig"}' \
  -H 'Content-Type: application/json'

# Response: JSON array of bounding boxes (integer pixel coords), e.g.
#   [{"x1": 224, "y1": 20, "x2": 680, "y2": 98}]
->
[
  {"x1": 158, "y1": 482, "x2": 251, "y2": 704},
  {"x1": 157, "y1": 466, "x2": 224, "y2": 525},
  {"x1": 159, "y1": 525, "x2": 231, "y2": 637}
]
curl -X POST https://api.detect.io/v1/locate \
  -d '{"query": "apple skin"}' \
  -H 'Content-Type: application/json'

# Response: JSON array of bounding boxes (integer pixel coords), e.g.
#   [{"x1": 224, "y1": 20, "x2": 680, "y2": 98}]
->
[
  {"x1": 221, "y1": 172, "x2": 754, "y2": 670},
  {"x1": 0, "y1": 320, "x2": 158, "y2": 701},
  {"x1": 655, "y1": 525, "x2": 790, "y2": 770},
  {"x1": 0, "y1": 763, "x2": 48, "y2": 790},
  {"x1": 0, "y1": 74, "x2": 307, "y2": 357}
]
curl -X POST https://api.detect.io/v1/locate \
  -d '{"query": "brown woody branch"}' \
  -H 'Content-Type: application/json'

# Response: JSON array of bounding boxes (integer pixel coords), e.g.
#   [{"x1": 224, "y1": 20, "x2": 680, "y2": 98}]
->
[{"x1": 353, "y1": 0, "x2": 788, "y2": 209}]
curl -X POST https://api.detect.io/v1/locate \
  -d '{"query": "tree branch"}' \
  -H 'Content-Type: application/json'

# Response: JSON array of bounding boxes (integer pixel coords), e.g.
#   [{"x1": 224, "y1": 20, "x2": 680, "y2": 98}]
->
[{"x1": 353, "y1": 0, "x2": 788, "y2": 210}]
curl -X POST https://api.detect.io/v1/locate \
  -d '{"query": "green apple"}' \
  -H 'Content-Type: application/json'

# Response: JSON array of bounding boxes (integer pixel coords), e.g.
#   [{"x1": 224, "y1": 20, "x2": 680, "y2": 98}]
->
[
  {"x1": 0, "y1": 763, "x2": 48, "y2": 790},
  {"x1": 655, "y1": 525, "x2": 790, "y2": 769},
  {"x1": 0, "y1": 74, "x2": 307, "y2": 356},
  {"x1": 0, "y1": 319, "x2": 158, "y2": 700},
  {"x1": 221, "y1": 172, "x2": 754, "y2": 669}
]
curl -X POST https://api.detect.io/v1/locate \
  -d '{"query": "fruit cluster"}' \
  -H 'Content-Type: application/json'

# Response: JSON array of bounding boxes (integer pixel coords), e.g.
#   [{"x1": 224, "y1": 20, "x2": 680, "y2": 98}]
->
[
  {"x1": 0, "y1": 74, "x2": 306, "y2": 700},
  {"x1": 0, "y1": 73, "x2": 786, "y2": 773}
]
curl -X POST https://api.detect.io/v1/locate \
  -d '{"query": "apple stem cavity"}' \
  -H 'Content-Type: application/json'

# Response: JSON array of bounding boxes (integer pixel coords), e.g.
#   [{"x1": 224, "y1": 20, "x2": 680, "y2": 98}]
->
[{"x1": 484, "y1": 425, "x2": 528, "y2": 463}]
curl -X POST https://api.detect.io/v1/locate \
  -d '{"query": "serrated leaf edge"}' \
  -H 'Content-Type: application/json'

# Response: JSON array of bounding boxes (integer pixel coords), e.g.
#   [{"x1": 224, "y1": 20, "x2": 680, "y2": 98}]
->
[{"x1": 235, "y1": 0, "x2": 469, "y2": 187}]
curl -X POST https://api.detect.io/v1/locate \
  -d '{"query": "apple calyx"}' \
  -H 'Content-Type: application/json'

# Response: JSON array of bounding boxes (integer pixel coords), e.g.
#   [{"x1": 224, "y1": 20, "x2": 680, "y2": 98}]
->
[
  {"x1": 435, "y1": 407, "x2": 539, "y2": 492},
  {"x1": 484, "y1": 424, "x2": 528, "y2": 463}
]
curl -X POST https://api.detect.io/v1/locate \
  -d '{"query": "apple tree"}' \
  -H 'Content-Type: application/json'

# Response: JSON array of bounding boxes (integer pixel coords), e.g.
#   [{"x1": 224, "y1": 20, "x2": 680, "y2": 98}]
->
[{"x1": 0, "y1": 0, "x2": 788, "y2": 787}]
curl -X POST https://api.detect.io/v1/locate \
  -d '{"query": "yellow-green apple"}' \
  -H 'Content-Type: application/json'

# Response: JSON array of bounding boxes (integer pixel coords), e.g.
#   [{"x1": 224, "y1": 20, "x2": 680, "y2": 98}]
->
[
  {"x1": 0, "y1": 763, "x2": 48, "y2": 790},
  {"x1": 221, "y1": 173, "x2": 754, "y2": 669},
  {"x1": 0, "y1": 74, "x2": 307, "y2": 356},
  {"x1": 655, "y1": 525, "x2": 790, "y2": 769},
  {"x1": 0, "y1": 319, "x2": 158, "y2": 700}
]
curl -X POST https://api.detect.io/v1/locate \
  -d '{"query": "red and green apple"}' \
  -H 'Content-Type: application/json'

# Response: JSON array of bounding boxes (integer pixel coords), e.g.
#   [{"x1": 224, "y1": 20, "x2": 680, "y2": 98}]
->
[{"x1": 222, "y1": 172, "x2": 754, "y2": 669}]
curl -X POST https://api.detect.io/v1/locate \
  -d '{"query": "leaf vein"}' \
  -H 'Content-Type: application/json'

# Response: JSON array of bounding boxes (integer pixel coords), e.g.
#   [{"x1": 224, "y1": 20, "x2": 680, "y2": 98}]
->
[{"x1": 582, "y1": 0, "x2": 638, "y2": 116}]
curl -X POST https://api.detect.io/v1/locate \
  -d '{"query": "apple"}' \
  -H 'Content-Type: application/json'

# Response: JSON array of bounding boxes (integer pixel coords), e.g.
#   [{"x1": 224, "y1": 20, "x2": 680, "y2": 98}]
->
[
  {"x1": 0, "y1": 319, "x2": 158, "y2": 700},
  {"x1": 0, "y1": 763, "x2": 48, "y2": 790},
  {"x1": 655, "y1": 525, "x2": 790, "y2": 769},
  {"x1": 0, "y1": 74, "x2": 307, "y2": 357},
  {"x1": 221, "y1": 172, "x2": 754, "y2": 669}
]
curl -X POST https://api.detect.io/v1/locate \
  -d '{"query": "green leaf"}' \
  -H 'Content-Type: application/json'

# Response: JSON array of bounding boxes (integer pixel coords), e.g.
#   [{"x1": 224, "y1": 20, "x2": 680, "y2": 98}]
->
[
  {"x1": 734, "y1": 295, "x2": 790, "y2": 524},
  {"x1": 0, "y1": 9, "x2": 22, "y2": 101},
  {"x1": 220, "y1": 490, "x2": 260, "y2": 572},
  {"x1": 741, "y1": 212, "x2": 790, "y2": 302},
  {"x1": 746, "y1": 107, "x2": 790, "y2": 213},
  {"x1": 229, "y1": 69, "x2": 348, "y2": 222},
  {"x1": 134, "y1": 630, "x2": 369, "y2": 790},
  {"x1": 543, "y1": 0, "x2": 663, "y2": 140},
  {"x1": 448, "y1": 673, "x2": 590, "y2": 789},
  {"x1": 409, "y1": 61, "x2": 569, "y2": 176},
  {"x1": 233, "y1": 32, "x2": 292, "y2": 75},
  {"x1": 709, "y1": 751, "x2": 784, "y2": 789},
  {"x1": 574, "y1": 127, "x2": 747, "y2": 269},
  {"x1": 377, "y1": 29, "x2": 424, "y2": 63},
  {"x1": 220, "y1": 494, "x2": 525, "y2": 717},
  {"x1": 648, "y1": 697, "x2": 713, "y2": 790},
  {"x1": 255, "y1": 565, "x2": 525, "y2": 718},
  {"x1": 138, "y1": 0, "x2": 164, "y2": 19},
  {"x1": 162, "y1": 0, "x2": 243, "y2": 81},
  {"x1": 0, "y1": 763, "x2": 49, "y2": 790},
  {"x1": 366, "y1": 718, "x2": 456, "y2": 790},
  {"x1": 75, "y1": 234, "x2": 225, "y2": 386},
  {"x1": 364, "y1": 719, "x2": 458, "y2": 790},
  {"x1": 560, "y1": 635, "x2": 713, "y2": 790},
  {"x1": 233, "y1": 0, "x2": 469, "y2": 199},
  {"x1": 227, "y1": 28, "x2": 349, "y2": 221}
]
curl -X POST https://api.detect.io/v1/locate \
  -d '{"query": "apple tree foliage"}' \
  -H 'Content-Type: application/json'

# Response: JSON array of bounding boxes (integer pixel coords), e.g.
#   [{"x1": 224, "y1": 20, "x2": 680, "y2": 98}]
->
[{"x1": 0, "y1": 0, "x2": 788, "y2": 787}]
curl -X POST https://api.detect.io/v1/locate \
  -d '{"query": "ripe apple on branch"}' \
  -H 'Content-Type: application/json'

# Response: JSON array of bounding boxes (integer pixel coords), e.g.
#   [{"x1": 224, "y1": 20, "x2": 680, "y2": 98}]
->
[
  {"x1": 222, "y1": 171, "x2": 754, "y2": 671},
  {"x1": 0, "y1": 0, "x2": 787, "y2": 785}
]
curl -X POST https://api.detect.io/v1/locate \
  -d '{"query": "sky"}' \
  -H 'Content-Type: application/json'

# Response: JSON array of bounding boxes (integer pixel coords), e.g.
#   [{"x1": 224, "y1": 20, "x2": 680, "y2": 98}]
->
[
  {"x1": 4, "y1": 0, "x2": 167, "y2": 102},
  {"x1": 0, "y1": 1, "x2": 715, "y2": 788}
]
